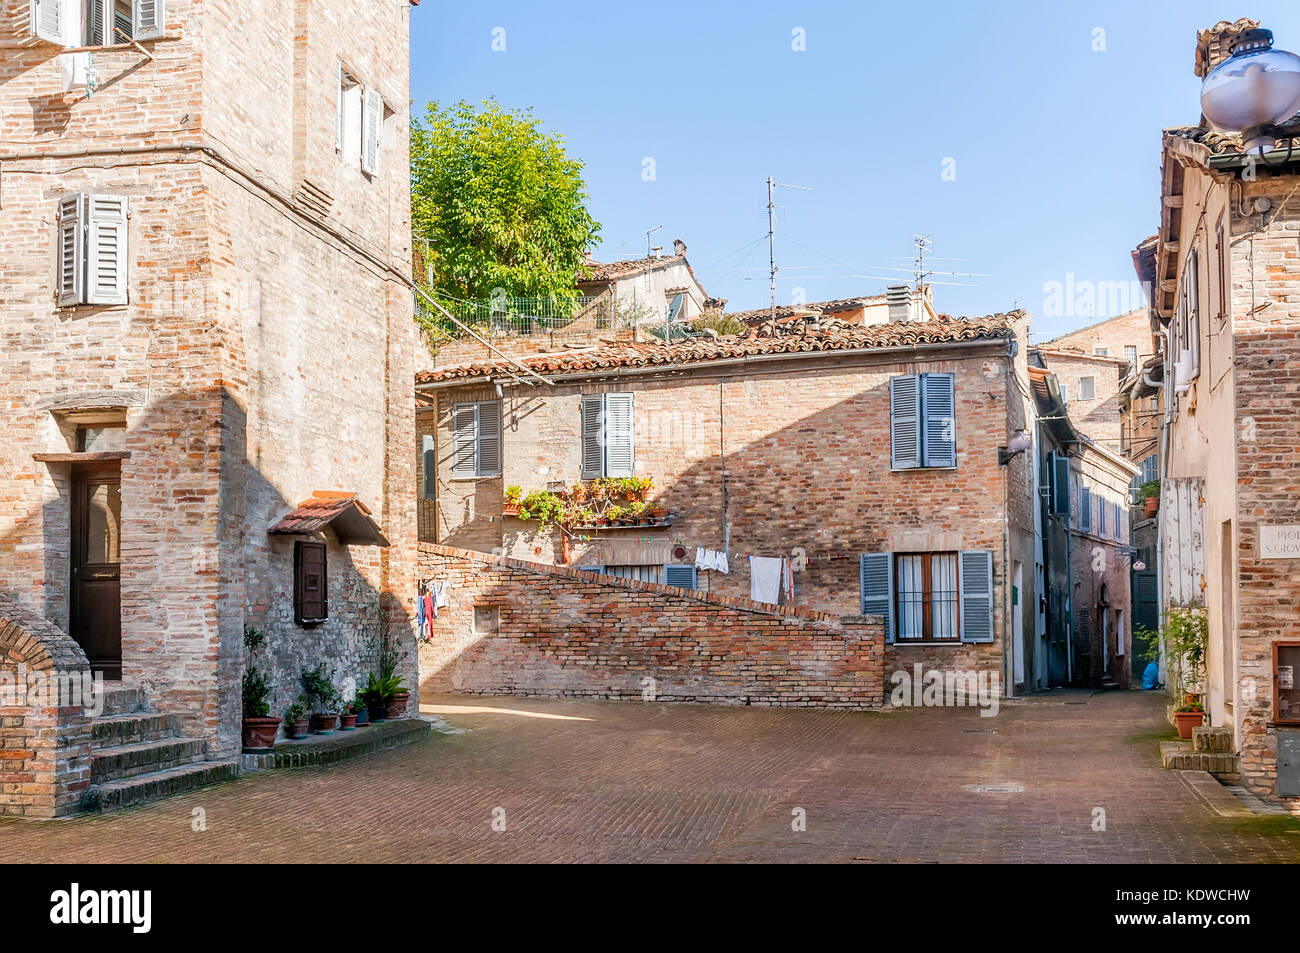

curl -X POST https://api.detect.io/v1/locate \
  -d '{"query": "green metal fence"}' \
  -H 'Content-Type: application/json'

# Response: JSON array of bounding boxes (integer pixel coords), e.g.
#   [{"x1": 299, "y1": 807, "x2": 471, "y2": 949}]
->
[{"x1": 418, "y1": 294, "x2": 617, "y2": 340}]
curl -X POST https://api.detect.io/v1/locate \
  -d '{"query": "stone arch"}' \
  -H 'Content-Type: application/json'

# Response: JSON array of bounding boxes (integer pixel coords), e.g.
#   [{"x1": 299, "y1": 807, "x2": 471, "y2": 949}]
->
[{"x1": 0, "y1": 593, "x2": 89, "y2": 674}]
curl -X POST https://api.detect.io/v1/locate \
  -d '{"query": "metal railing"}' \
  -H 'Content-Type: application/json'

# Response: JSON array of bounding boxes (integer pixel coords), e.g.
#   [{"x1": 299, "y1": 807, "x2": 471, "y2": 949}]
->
[{"x1": 418, "y1": 294, "x2": 622, "y2": 340}]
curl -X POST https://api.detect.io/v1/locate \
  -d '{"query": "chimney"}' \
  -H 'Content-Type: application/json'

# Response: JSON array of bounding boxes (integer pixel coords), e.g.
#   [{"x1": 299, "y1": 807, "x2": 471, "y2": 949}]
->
[
  {"x1": 886, "y1": 284, "x2": 911, "y2": 323},
  {"x1": 673, "y1": 238, "x2": 687, "y2": 257}
]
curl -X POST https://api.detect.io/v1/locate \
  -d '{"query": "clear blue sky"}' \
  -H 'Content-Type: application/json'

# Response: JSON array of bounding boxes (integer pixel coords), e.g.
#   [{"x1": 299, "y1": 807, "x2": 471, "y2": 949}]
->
[{"x1": 411, "y1": 2, "x2": 1300, "y2": 339}]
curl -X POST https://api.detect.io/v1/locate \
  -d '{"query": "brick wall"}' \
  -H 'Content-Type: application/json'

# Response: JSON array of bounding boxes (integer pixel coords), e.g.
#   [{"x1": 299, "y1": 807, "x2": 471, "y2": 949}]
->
[
  {"x1": 418, "y1": 544, "x2": 885, "y2": 708},
  {"x1": 1037, "y1": 351, "x2": 1127, "y2": 451}
]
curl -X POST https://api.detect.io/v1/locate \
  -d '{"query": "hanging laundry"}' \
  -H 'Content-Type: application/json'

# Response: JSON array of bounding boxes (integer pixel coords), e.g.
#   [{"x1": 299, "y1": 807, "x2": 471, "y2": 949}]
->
[
  {"x1": 59, "y1": 52, "x2": 89, "y2": 93},
  {"x1": 782, "y1": 557, "x2": 795, "y2": 603},
  {"x1": 432, "y1": 581, "x2": 449, "y2": 609},
  {"x1": 695, "y1": 546, "x2": 708, "y2": 570},
  {"x1": 423, "y1": 590, "x2": 435, "y2": 624},
  {"x1": 749, "y1": 556, "x2": 783, "y2": 604},
  {"x1": 416, "y1": 587, "x2": 426, "y2": 634}
]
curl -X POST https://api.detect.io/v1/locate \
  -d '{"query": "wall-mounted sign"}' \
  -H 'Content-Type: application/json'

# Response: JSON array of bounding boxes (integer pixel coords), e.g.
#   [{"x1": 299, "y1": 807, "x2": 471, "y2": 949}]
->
[{"x1": 1260, "y1": 525, "x2": 1300, "y2": 560}]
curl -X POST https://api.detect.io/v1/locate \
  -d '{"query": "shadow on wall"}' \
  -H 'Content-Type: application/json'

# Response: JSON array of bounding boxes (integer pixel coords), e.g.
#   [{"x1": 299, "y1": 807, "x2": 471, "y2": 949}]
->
[{"x1": 2, "y1": 385, "x2": 415, "y2": 753}]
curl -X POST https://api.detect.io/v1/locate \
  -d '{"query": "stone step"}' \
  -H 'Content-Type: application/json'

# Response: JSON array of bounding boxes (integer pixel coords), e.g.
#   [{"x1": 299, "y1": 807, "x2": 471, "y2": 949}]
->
[
  {"x1": 100, "y1": 686, "x2": 147, "y2": 715},
  {"x1": 241, "y1": 717, "x2": 432, "y2": 770},
  {"x1": 91, "y1": 713, "x2": 179, "y2": 747},
  {"x1": 1193, "y1": 726, "x2": 1235, "y2": 754},
  {"x1": 1160, "y1": 740, "x2": 1240, "y2": 777},
  {"x1": 84, "y1": 760, "x2": 241, "y2": 814},
  {"x1": 91, "y1": 737, "x2": 206, "y2": 782}
]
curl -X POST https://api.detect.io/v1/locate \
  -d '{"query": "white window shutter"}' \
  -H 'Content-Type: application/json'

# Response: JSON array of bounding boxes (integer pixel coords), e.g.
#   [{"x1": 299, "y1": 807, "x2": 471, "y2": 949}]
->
[
  {"x1": 31, "y1": 0, "x2": 63, "y2": 44},
  {"x1": 85, "y1": 195, "x2": 128, "y2": 306},
  {"x1": 476, "y1": 401, "x2": 501, "y2": 474},
  {"x1": 859, "y1": 552, "x2": 894, "y2": 643},
  {"x1": 921, "y1": 372, "x2": 956, "y2": 467},
  {"x1": 581, "y1": 395, "x2": 604, "y2": 479},
  {"x1": 361, "y1": 87, "x2": 382, "y2": 175},
  {"x1": 889, "y1": 375, "x2": 920, "y2": 469},
  {"x1": 56, "y1": 195, "x2": 85, "y2": 307},
  {"x1": 959, "y1": 550, "x2": 994, "y2": 643},
  {"x1": 451, "y1": 403, "x2": 477, "y2": 477},
  {"x1": 603, "y1": 393, "x2": 634, "y2": 478},
  {"x1": 132, "y1": 0, "x2": 165, "y2": 40}
]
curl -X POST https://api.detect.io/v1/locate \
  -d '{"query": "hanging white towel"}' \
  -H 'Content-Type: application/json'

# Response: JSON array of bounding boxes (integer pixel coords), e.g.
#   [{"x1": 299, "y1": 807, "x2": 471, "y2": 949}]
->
[
  {"x1": 433, "y1": 581, "x2": 449, "y2": 608},
  {"x1": 718, "y1": 550, "x2": 730, "y2": 574},
  {"x1": 749, "y1": 556, "x2": 783, "y2": 604},
  {"x1": 695, "y1": 546, "x2": 708, "y2": 570},
  {"x1": 59, "y1": 52, "x2": 90, "y2": 93}
]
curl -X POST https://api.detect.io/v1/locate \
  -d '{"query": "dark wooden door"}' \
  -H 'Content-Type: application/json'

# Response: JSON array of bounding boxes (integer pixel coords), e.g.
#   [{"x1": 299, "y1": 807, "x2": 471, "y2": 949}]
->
[{"x1": 71, "y1": 464, "x2": 122, "y2": 680}]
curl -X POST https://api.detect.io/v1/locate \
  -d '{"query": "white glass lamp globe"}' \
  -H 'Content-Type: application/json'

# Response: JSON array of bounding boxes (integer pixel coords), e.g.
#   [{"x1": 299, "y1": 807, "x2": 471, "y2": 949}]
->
[{"x1": 1201, "y1": 29, "x2": 1300, "y2": 153}]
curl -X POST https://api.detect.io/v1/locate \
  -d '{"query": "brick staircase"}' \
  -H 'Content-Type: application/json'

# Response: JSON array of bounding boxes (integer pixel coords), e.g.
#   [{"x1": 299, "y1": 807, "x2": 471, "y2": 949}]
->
[
  {"x1": 82, "y1": 687, "x2": 240, "y2": 813},
  {"x1": 1160, "y1": 725, "x2": 1240, "y2": 783}
]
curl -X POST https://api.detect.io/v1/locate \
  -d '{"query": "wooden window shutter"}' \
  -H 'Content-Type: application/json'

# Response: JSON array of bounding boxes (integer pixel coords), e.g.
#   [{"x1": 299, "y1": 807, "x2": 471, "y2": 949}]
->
[
  {"x1": 451, "y1": 403, "x2": 477, "y2": 477},
  {"x1": 294, "y1": 540, "x2": 328, "y2": 626},
  {"x1": 132, "y1": 0, "x2": 165, "y2": 40},
  {"x1": 1078, "y1": 487, "x2": 1091, "y2": 533},
  {"x1": 859, "y1": 552, "x2": 894, "y2": 643},
  {"x1": 663, "y1": 564, "x2": 697, "y2": 590},
  {"x1": 921, "y1": 372, "x2": 956, "y2": 467},
  {"x1": 1098, "y1": 496, "x2": 1108, "y2": 537},
  {"x1": 889, "y1": 375, "x2": 921, "y2": 470},
  {"x1": 56, "y1": 195, "x2": 84, "y2": 307},
  {"x1": 476, "y1": 401, "x2": 501, "y2": 474},
  {"x1": 361, "y1": 87, "x2": 382, "y2": 175},
  {"x1": 421, "y1": 434, "x2": 436, "y2": 498},
  {"x1": 959, "y1": 549, "x2": 994, "y2": 643},
  {"x1": 85, "y1": 195, "x2": 128, "y2": 306},
  {"x1": 31, "y1": 0, "x2": 63, "y2": 43},
  {"x1": 603, "y1": 393, "x2": 634, "y2": 478},
  {"x1": 1051, "y1": 453, "x2": 1071, "y2": 516},
  {"x1": 580, "y1": 394, "x2": 604, "y2": 479},
  {"x1": 88, "y1": 0, "x2": 107, "y2": 45}
]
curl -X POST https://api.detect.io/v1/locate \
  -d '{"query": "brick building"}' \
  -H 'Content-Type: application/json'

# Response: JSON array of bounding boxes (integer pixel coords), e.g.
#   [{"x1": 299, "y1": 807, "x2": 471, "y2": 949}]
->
[
  {"x1": 0, "y1": 0, "x2": 419, "y2": 816},
  {"x1": 1134, "y1": 19, "x2": 1300, "y2": 805},
  {"x1": 415, "y1": 311, "x2": 1042, "y2": 698}
]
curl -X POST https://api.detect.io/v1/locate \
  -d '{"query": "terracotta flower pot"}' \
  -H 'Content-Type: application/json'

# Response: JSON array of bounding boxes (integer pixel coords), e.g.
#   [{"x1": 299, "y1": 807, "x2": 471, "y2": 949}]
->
[
  {"x1": 385, "y1": 692, "x2": 411, "y2": 720},
  {"x1": 313, "y1": 713, "x2": 339, "y2": 734},
  {"x1": 503, "y1": 503, "x2": 521, "y2": 517},
  {"x1": 288, "y1": 719, "x2": 310, "y2": 740},
  {"x1": 340, "y1": 713, "x2": 358, "y2": 731},
  {"x1": 241, "y1": 716, "x2": 280, "y2": 751},
  {"x1": 1144, "y1": 495, "x2": 1160, "y2": 518},
  {"x1": 1174, "y1": 710, "x2": 1204, "y2": 740}
]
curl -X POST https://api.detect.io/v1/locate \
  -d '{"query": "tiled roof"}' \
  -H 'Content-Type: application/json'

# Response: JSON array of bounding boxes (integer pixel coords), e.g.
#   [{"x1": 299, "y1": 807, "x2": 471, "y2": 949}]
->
[
  {"x1": 1166, "y1": 115, "x2": 1300, "y2": 157},
  {"x1": 721, "y1": 295, "x2": 887, "y2": 326},
  {"x1": 578, "y1": 254, "x2": 686, "y2": 282},
  {"x1": 416, "y1": 313, "x2": 1018, "y2": 385},
  {"x1": 269, "y1": 491, "x2": 390, "y2": 547}
]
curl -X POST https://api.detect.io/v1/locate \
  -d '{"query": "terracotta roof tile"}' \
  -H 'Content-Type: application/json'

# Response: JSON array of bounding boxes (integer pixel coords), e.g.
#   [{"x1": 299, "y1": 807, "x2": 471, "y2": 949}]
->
[
  {"x1": 578, "y1": 254, "x2": 686, "y2": 282},
  {"x1": 721, "y1": 295, "x2": 888, "y2": 326},
  {"x1": 269, "y1": 491, "x2": 390, "y2": 546},
  {"x1": 416, "y1": 312, "x2": 1019, "y2": 385}
]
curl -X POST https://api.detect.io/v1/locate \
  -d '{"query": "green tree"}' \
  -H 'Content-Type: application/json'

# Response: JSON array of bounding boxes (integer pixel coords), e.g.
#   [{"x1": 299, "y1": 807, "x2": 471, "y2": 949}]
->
[{"x1": 411, "y1": 99, "x2": 601, "y2": 300}]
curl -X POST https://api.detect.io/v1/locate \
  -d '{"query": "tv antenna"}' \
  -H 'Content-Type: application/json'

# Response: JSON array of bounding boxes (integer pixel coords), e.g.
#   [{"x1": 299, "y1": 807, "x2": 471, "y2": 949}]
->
[
  {"x1": 867, "y1": 234, "x2": 991, "y2": 289},
  {"x1": 767, "y1": 175, "x2": 812, "y2": 317}
]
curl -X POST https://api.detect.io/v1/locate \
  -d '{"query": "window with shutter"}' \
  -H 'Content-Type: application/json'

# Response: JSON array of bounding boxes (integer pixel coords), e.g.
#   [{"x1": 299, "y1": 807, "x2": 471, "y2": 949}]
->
[
  {"x1": 921, "y1": 372, "x2": 956, "y2": 467},
  {"x1": 421, "y1": 434, "x2": 436, "y2": 498},
  {"x1": 1078, "y1": 487, "x2": 1092, "y2": 533},
  {"x1": 294, "y1": 540, "x2": 328, "y2": 626},
  {"x1": 1097, "y1": 496, "x2": 1107, "y2": 537},
  {"x1": 85, "y1": 195, "x2": 128, "y2": 306},
  {"x1": 31, "y1": 0, "x2": 63, "y2": 43},
  {"x1": 476, "y1": 403, "x2": 501, "y2": 475},
  {"x1": 338, "y1": 67, "x2": 362, "y2": 161},
  {"x1": 603, "y1": 393, "x2": 635, "y2": 478},
  {"x1": 1078, "y1": 376, "x2": 1096, "y2": 400},
  {"x1": 663, "y1": 564, "x2": 697, "y2": 589},
  {"x1": 451, "y1": 403, "x2": 478, "y2": 477},
  {"x1": 57, "y1": 196, "x2": 84, "y2": 307},
  {"x1": 860, "y1": 553, "x2": 894, "y2": 643},
  {"x1": 889, "y1": 375, "x2": 921, "y2": 469},
  {"x1": 1050, "y1": 453, "x2": 1071, "y2": 516},
  {"x1": 580, "y1": 395, "x2": 604, "y2": 479},
  {"x1": 361, "y1": 87, "x2": 383, "y2": 176},
  {"x1": 132, "y1": 0, "x2": 165, "y2": 41},
  {"x1": 959, "y1": 549, "x2": 994, "y2": 643}
]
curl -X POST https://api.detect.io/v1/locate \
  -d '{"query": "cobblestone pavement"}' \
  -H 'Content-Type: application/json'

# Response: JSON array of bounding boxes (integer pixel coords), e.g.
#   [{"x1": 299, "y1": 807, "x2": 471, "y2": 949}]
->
[{"x1": 3, "y1": 689, "x2": 1298, "y2": 863}]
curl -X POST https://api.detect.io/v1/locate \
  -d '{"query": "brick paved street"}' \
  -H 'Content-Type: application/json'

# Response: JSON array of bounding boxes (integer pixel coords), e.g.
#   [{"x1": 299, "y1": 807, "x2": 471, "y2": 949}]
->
[{"x1": 2, "y1": 689, "x2": 1298, "y2": 863}]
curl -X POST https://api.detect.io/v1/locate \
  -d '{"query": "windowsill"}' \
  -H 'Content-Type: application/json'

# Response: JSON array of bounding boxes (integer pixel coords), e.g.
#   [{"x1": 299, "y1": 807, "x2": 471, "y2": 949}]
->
[
  {"x1": 33, "y1": 450, "x2": 130, "y2": 463},
  {"x1": 890, "y1": 465, "x2": 958, "y2": 473},
  {"x1": 892, "y1": 640, "x2": 965, "y2": 646},
  {"x1": 450, "y1": 474, "x2": 500, "y2": 482}
]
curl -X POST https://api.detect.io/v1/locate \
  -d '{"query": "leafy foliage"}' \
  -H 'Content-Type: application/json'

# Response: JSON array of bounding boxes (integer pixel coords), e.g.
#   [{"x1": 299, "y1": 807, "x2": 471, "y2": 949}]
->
[
  {"x1": 300, "y1": 664, "x2": 343, "y2": 714},
  {"x1": 411, "y1": 99, "x2": 601, "y2": 300},
  {"x1": 1164, "y1": 606, "x2": 1208, "y2": 708},
  {"x1": 242, "y1": 668, "x2": 271, "y2": 718}
]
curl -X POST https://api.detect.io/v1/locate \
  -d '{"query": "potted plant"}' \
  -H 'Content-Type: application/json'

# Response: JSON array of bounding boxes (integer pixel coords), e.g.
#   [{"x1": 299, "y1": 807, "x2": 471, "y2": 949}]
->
[
  {"x1": 241, "y1": 625, "x2": 280, "y2": 751},
  {"x1": 302, "y1": 664, "x2": 341, "y2": 734},
  {"x1": 284, "y1": 698, "x2": 310, "y2": 740},
  {"x1": 1174, "y1": 701, "x2": 1205, "y2": 739},
  {"x1": 340, "y1": 700, "x2": 359, "y2": 731},
  {"x1": 606, "y1": 504, "x2": 626, "y2": 526},
  {"x1": 649, "y1": 500, "x2": 669, "y2": 520},
  {"x1": 504, "y1": 485, "x2": 523, "y2": 516},
  {"x1": 385, "y1": 674, "x2": 412, "y2": 720},
  {"x1": 352, "y1": 692, "x2": 369, "y2": 726},
  {"x1": 1141, "y1": 480, "x2": 1160, "y2": 518},
  {"x1": 627, "y1": 500, "x2": 647, "y2": 524},
  {"x1": 361, "y1": 671, "x2": 388, "y2": 722}
]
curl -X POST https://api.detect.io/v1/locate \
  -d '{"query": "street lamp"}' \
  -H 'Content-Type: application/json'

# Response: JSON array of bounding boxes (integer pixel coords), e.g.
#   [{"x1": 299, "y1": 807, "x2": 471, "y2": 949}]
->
[
  {"x1": 1201, "y1": 28, "x2": 1300, "y2": 154},
  {"x1": 997, "y1": 428, "x2": 1032, "y2": 466}
]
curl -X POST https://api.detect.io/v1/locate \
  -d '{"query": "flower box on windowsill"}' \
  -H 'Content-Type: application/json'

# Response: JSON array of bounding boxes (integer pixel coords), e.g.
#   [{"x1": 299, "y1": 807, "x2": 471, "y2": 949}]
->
[
  {"x1": 503, "y1": 503, "x2": 521, "y2": 517},
  {"x1": 570, "y1": 515, "x2": 674, "y2": 531}
]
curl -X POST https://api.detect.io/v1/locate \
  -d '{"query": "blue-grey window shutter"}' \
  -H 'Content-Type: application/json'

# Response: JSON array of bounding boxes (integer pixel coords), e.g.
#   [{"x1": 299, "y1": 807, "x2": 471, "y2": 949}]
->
[
  {"x1": 921, "y1": 372, "x2": 956, "y2": 467},
  {"x1": 580, "y1": 395, "x2": 604, "y2": 479},
  {"x1": 859, "y1": 552, "x2": 894, "y2": 643},
  {"x1": 578, "y1": 565, "x2": 604, "y2": 574},
  {"x1": 603, "y1": 393, "x2": 635, "y2": 478},
  {"x1": 451, "y1": 403, "x2": 477, "y2": 477},
  {"x1": 889, "y1": 375, "x2": 920, "y2": 469},
  {"x1": 476, "y1": 401, "x2": 501, "y2": 474},
  {"x1": 422, "y1": 434, "x2": 436, "y2": 498},
  {"x1": 664, "y1": 564, "x2": 697, "y2": 589},
  {"x1": 959, "y1": 550, "x2": 994, "y2": 643},
  {"x1": 1078, "y1": 486, "x2": 1091, "y2": 532}
]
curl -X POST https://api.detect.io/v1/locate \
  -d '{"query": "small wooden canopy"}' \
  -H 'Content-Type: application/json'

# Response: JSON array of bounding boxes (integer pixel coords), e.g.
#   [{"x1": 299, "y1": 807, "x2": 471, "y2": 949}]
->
[{"x1": 268, "y1": 491, "x2": 390, "y2": 547}]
